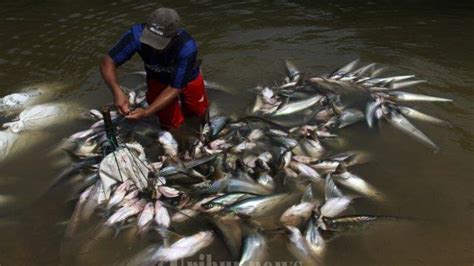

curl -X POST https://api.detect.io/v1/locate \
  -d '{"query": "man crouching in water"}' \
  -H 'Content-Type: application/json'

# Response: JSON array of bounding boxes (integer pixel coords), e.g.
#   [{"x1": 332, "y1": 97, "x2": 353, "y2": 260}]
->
[{"x1": 100, "y1": 7, "x2": 208, "y2": 130}]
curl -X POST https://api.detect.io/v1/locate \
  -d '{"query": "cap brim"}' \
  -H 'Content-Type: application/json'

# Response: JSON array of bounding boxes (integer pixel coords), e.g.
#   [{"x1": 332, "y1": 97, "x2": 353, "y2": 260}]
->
[{"x1": 140, "y1": 27, "x2": 172, "y2": 50}]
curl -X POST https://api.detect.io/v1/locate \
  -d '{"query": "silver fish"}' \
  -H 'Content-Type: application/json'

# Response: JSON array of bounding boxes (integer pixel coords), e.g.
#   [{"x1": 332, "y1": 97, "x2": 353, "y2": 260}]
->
[
  {"x1": 280, "y1": 202, "x2": 315, "y2": 226},
  {"x1": 285, "y1": 60, "x2": 302, "y2": 82},
  {"x1": 107, "y1": 180, "x2": 133, "y2": 209},
  {"x1": 106, "y1": 199, "x2": 146, "y2": 226},
  {"x1": 286, "y1": 226, "x2": 320, "y2": 265},
  {"x1": 152, "y1": 231, "x2": 214, "y2": 262},
  {"x1": 333, "y1": 171, "x2": 383, "y2": 200},
  {"x1": 239, "y1": 232, "x2": 267, "y2": 266},
  {"x1": 304, "y1": 219, "x2": 325, "y2": 256},
  {"x1": 397, "y1": 106, "x2": 451, "y2": 127},
  {"x1": 154, "y1": 200, "x2": 170, "y2": 228},
  {"x1": 227, "y1": 193, "x2": 294, "y2": 218},
  {"x1": 385, "y1": 110, "x2": 439, "y2": 150},
  {"x1": 137, "y1": 202, "x2": 154, "y2": 233},
  {"x1": 272, "y1": 95, "x2": 323, "y2": 116},
  {"x1": 389, "y1": 91, "x2": 452, "y2": 103}
]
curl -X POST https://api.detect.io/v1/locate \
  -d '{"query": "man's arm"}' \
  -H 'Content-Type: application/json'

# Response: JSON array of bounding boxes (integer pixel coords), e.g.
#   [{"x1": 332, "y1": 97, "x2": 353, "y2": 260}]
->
[
  {"x1": 100, "y1": 55, "x2": 130, "y2": 115},
  {"x1": 126, "y1": 85, "x2": 180, "y2": 120}
]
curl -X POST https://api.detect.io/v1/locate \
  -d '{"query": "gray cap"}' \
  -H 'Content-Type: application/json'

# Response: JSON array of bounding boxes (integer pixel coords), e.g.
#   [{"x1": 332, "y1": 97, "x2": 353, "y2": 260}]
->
[{"x1": 140, "y1": 8, "x2": 180, "y2": 50}]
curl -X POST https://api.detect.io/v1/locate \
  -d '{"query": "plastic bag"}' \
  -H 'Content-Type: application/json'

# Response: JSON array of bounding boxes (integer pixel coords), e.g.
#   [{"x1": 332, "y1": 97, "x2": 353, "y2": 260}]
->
[
  {"x1": 98, "y1": 142, "x2": 149, "y2": 201},
  {"x1": 3, "y1": 104, "x2": 65, "y2": 133},
  {"x1": 0, "y1": 130, "x2": 19, "y2": 162}
]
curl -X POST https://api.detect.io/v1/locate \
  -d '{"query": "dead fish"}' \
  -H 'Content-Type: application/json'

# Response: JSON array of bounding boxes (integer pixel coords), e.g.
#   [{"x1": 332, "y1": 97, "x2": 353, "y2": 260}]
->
[
  {"x1": 385, "y1": 110, "x2": 439, "y2": 151},
  {"x1": 285, "y1": 60, "x2": 302, "y2": 82},
  {"x1": 389, "y1": 91, "x2": 452, "y2": 103},
  {"x1": 227, "y1": 178, "x2": 273, "y2": 196},
  {"x1": 208, "y1": 215, "x2": 242, "y2": 260},
  {"x1": 289, "y1": 161, "x2": 322, "y2": 183},
  {"x1": 105, "y1": 199, "x2": 145, "y2": 226},
  {"x1": 158, "y1": 131, "x2": 178, "y2": 158},
  {"x1": 64, "y1": 185, "x2": 94, "y2": 239},
  {"x1": 333, "y1": 170, "x2": 383, "y2": 200},
  {"x1": 137, "y1": 202, "x2": 154, "y2": 233},
  {"x1": 397, "y1": 106, "x2": 451, "y2": 127},
  {"x1": 320, "y1": 196, "x2": 352, "y2": 218},
  {"x1": 325, "y1": 174, "x2": 343, "y2": 200},
  {"x1": 157, "y1": 186, "x2": 181, "y2": 198},
  {"x1": 292, "y1": 138, "x2": 324, "y2": 158},
  {"x1": 272, "y1": 95, "x2": 323, "y2": 116},
  {"x1": 171, "y1": 209, "x2": 198, "y2": 223},
  {"x1": 328, "y1": 59, "x2": 360, "y2": 79},
  {"x1": 239, "y1": 231, "x2": 267, "y2": 266},
  {"x1": 226, "y1": 193, "x2": 294, "y2": 218},
  {"x1": 152, "y1": 231, "x2": 214, "y2": 262},
  {"x1": 304, "y1": 218, "x2": 325, "y2": 256},
  {"x1": 366, "y1": 100, "x2": 382, "y2": 128},
  {"x1": 286, "y1": 226, "x2": 320, "y2": 265},
  {"x1": 154, "y1": 200, "x2": 170, "y2": 228},
  {"x1": 107, "y1": 180, "x2": 133, "y2": 209},
  {"x1": 280, "y1": 202, "x2": 315, "y2": 226}
]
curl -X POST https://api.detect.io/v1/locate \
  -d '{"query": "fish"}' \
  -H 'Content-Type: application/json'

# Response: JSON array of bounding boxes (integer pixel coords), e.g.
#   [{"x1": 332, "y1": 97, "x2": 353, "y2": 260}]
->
[
  {"x1": 365, "y1": 100, "x2": 381, "y2": 128},
  {"x1": 64, "y1": 185, "x2": 94, "y2": 239},
  {"x1": 385, "y1": 110, "x2": 439, "y2": 151},
  {"x1": 280, "y1": 202, "x2": 315, "y2": 226},
  {"x1": 304, "y1": 218, "x2": 325, "y2": 256},
  {"x1": 227, "y1": 178, "x2": 273, "y2": 196},
  {"x1": 322, "y1": 215, "x2": 380, "y2": 232},
  {"x1": 226, "y1": 193, "x2": 295, "y2": 218},
  {"x1": 272, "y1": 95, "x2": 323, "y2": 116},
  {"x1": 289, "y1": 161, "x2": 322, "y2": 183},
  {"x1": 328, "y1": 59, "x2": 360, "y2": 79},
  {"x1": 239, "y1": 231, "x2": 267, "y2": 266},
  {"x1": 152, "y1": 231, "x2": 214, "y2": 262},
  {"x1": 208, "y1": 215, "x2": 242, "y2": 260},
  {"x1": 294, "y1": 138, "x2": 325, "y2": 158},
  {"x1": 107, "y1": 180, "x2": 133, "y2": 209},
  {"x1": 157, "y1": 186, "x2": 181, "y2": 198},
  {"x1": 286, "y1": 226, "x2": 320, "y2": 265},
  {"x1": 320, "y1": 196, "x2": 352, "y2": 218},
  {"x1": 325, "y1": 174, "x2": 343, "y2": 200},
  {"x1": 389, "y1": 91, "x2": 453, "y2": 103},
  {"x1": 332, "y1": 170, "x2": 383, "y2": 200},
  {"x1": 285, "y1": 60, "x2": 302, "y2": 82},
  {"x1": 158, "y1": 131, "x2": 178, "y2": 158},
  {"x1": 105, "y1": 199, "x2": 146, "y2": 226},
  {"x1": 397, "y1": 106, "x2": 451, "y2": 127},
  {"x1": 137, "y1": 202, "x2": 154, "y2": 233},
  {"x1": 154, "y1": 200, "x2": 171, "y2": 228}
]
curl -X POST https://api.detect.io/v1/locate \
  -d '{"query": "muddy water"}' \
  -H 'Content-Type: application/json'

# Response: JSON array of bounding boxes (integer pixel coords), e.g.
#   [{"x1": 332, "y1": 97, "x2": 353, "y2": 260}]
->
[{"x1": 0, "y1": 0, "x2": 473, "y2": 265}]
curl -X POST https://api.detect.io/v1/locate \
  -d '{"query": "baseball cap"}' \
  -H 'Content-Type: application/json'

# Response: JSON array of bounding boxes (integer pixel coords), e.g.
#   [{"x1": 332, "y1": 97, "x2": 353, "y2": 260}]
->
[{"x1": 140, "y1": 8, "x2": 180, "y2": 50}]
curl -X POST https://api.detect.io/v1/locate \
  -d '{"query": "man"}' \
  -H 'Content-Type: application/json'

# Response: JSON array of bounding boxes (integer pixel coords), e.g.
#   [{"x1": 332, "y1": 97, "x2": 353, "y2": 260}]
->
[{"x1": 100, "y1": 8, "x2": 208, "y2": 129}]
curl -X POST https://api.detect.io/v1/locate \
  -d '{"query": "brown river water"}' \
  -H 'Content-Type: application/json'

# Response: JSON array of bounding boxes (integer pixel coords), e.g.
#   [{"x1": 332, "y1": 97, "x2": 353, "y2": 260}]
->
[{"x1": 0, "y1": 0, "x2": 473, "y2": 265}]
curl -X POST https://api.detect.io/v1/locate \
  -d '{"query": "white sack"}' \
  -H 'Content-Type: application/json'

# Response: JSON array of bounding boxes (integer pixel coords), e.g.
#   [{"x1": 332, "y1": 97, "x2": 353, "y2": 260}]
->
[
  {"x1": 0, "y1": 131, "x2": 19, "y2": 162},
  {"x1": 0, "y1": 89, "x2": 42, "y2": 113},
  {"x1": 3, "y1": 104, "x2": 66, "y2": 133},
  {"x1": 98, "y1": 142, "x2": 149, "y2": 201}
]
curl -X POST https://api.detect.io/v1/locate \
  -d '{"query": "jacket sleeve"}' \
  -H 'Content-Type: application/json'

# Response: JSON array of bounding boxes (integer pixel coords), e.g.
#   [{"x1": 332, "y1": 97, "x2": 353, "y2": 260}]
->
[{"x1": 107, "y1": 27, "x2": 140, "y2": 66}]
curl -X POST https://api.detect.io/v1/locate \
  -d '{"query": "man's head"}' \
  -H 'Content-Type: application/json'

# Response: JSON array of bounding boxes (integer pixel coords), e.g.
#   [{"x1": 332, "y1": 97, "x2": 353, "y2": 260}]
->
[{"x1": 140, "y1": 8, "x2": 181, "y2": 50}]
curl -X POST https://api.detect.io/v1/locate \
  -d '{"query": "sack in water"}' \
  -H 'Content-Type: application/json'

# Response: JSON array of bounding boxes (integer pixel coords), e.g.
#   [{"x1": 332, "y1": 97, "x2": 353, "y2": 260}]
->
[
  {"x1": 3, "y1": 103, "x2": 66, "y2": 133},
  {"x1": 0, "y1": 130, "x2": 19, "y2": 162}
]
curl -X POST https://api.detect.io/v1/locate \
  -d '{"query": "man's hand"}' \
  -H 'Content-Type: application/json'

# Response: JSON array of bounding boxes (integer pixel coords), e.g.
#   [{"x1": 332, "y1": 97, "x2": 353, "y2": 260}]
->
[
  {"x1": 114, "y1": 91, "x2": 130, "y2": 115},
  {"x1": 126, "y1": 108, "x2": 149, "y2": 120}
]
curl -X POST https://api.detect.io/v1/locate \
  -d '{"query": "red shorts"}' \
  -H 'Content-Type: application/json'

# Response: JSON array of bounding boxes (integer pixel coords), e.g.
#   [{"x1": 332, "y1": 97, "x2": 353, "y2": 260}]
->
[{"x1": 146, "y1": 73, "x2": 209, "y2": 129}]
